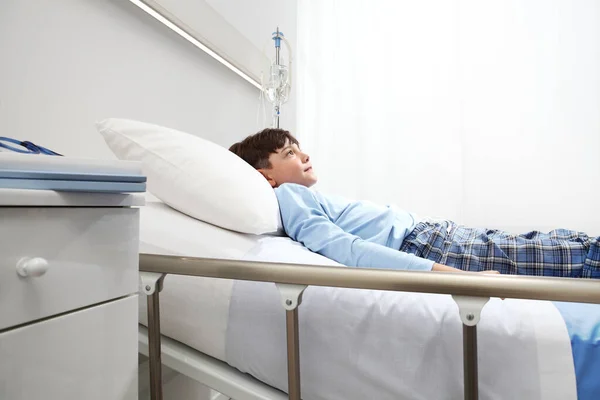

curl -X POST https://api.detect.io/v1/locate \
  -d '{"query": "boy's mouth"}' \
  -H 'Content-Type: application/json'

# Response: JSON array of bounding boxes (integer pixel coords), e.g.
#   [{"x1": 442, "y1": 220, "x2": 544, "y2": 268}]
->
[{"x1": 304, "y1": 166, "x2": 313, "y2": 172}]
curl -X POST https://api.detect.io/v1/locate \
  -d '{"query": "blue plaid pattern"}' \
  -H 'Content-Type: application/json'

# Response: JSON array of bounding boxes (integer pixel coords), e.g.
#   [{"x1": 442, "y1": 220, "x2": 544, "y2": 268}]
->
[{"x1": 400, "y1": 221, "x2": 600, "y2": 278}]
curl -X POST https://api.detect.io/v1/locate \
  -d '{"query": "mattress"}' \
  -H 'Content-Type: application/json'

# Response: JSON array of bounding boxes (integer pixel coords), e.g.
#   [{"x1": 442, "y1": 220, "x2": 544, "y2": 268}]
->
[
  {"x1": 138, "y1": 198, "x2": 341, "y2": 361},
  {"x1": 138, "y1": 197, "x2": 600, "y2": 399}
]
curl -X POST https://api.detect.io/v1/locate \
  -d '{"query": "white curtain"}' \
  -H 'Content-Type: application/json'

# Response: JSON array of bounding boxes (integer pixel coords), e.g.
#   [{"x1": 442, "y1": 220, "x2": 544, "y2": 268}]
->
[{"x1": 297, "y1": 0, "x2": 600, "y2": 233}]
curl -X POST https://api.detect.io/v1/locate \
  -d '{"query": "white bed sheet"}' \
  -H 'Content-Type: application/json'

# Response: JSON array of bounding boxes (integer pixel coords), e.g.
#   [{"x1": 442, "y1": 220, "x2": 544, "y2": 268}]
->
[
  {"x1": 138, "y1": 198, "x2": 342, "y2": 361},
  {"x1": 138, "y1": 198, "x2": 576, "y2": 399}
]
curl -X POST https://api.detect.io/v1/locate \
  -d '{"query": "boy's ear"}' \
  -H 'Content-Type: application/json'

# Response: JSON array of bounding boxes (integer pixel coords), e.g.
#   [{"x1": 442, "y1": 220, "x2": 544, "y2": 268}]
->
[{"x1": 257, "y1": 169, "x2": 277, "y2": 188}]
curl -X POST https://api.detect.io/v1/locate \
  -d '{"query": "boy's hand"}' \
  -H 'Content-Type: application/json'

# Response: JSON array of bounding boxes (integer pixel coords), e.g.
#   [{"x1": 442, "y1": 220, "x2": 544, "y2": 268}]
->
[
  {"x1": 432, "y1": 263, "x2": 464, "y2": 273},
  {"x1": 477, "y1": 270, "x2": 500, "y2": 275},
  {"x1": 432, "y1": 264, "x2": 504, "y2": 298},
  {"x1": 432, "y1": 263, "x2": 501, "y2": 275}
]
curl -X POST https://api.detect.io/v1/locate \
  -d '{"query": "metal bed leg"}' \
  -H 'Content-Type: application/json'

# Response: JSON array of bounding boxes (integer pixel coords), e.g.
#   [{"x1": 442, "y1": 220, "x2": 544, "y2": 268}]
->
[
  {"x1": 452, "y1": 295, "x2": 490, "y2": 400},
  {"x1": 286, "y1": 308, "x2": 301, "y2": 400},
  {"x1": 140, "y1": 272, "x2": 166, "y2": 400},
  {"x1": 277, "y1": 284, "x2": 307, "y2": 400},
  {"x1": 463, "y1": 324, "x2": 478, "y2": 400}
]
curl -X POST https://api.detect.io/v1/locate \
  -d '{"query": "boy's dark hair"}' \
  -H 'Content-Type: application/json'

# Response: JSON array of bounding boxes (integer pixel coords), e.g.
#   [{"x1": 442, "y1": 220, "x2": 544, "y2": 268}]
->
[{"x1": 229, "y1": 128, "x2": 299, "y2": 169}]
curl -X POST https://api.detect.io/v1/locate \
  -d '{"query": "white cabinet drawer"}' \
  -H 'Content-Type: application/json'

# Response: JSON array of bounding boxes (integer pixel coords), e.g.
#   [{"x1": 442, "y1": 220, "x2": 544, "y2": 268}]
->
[
  {"x1": 0, "y1": 295, "x2": 138, "y2": 400},
  {"x1": 0, "y1": 207, "x2": 139, "y2": 330}
]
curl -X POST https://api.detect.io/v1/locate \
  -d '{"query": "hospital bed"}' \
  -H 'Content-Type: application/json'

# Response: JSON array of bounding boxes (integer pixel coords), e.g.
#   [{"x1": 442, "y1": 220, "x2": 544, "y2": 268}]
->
[{"x1": 137, "y1": 197, "x2": 600, "y2": 400}]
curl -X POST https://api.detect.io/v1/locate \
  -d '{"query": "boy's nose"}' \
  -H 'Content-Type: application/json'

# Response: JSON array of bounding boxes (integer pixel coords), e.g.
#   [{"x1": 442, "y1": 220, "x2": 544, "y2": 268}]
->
[{"x1": 302, "y1": 153, "x2": 310, "y2": 163}]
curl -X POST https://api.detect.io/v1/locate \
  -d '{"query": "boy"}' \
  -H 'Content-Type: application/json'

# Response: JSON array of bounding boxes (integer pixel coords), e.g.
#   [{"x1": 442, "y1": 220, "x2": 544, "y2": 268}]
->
[{"x1": 229, "y1": 128, "x2": 600, "y2": 278}]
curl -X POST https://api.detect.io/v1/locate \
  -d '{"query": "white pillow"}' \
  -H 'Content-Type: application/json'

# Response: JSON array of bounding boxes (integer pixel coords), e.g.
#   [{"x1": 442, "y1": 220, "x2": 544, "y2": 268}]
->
[{"x1": 97, "y1": 118, "x2": 281, "y2": 235}]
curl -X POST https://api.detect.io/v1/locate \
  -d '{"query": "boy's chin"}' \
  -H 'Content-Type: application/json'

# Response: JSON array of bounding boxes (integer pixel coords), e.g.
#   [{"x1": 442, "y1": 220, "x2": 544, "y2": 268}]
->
[{"x1": 306, "y1": 177, "x2": 318, "y2": 187}]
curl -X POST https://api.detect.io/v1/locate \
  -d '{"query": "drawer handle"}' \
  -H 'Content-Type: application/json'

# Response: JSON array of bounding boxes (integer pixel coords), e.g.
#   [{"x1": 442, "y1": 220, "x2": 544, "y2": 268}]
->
[{"x1": 17, "y1": 257, "x2": 50, "y2": 278}]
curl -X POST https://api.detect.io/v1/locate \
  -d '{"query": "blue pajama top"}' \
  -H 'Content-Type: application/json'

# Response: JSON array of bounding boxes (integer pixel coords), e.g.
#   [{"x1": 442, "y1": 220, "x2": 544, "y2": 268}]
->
[{"x1": 274, "y1": 183, "x2": 434, "y2": 271}]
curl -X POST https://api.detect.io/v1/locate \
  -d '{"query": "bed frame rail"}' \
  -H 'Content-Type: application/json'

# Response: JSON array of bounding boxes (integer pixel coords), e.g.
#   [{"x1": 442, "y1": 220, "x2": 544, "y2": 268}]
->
[{"x1": 139, "y1": 253, "x2": 600, "y2": 400}]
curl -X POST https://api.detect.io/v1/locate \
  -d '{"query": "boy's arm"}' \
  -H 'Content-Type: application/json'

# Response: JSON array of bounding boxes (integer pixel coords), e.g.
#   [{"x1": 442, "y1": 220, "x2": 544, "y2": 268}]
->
[
  {"x1": 292, "y1": 211, "x2": 434, "y2": 271},
  {"x1": 277, "y1": 184, "x2": 434, "y2": 271}
]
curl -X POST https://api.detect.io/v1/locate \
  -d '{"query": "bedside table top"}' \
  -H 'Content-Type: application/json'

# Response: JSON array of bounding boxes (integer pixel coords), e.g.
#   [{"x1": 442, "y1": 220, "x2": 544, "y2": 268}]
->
[{"x1": 0, "y1": 188, "x2": 145, "y2": 207}]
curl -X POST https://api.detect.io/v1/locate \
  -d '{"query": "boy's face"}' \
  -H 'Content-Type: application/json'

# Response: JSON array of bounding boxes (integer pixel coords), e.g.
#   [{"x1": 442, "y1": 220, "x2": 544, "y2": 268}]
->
[{"x1": 258, "y1": 140, "x2": 317, "y2": 188}]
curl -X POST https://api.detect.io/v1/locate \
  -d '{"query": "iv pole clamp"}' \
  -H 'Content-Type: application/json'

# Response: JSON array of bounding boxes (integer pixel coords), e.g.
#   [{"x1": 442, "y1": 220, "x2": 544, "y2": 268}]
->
[{"x1": 264, "y1": 26, "x2": 292, "y2": 129}]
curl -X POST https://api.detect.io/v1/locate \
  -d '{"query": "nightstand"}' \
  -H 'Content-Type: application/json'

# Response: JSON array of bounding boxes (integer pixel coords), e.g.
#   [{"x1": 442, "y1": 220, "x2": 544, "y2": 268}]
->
[{"x1": 0, "y1": 188, "x2": 144, "y2": 400}]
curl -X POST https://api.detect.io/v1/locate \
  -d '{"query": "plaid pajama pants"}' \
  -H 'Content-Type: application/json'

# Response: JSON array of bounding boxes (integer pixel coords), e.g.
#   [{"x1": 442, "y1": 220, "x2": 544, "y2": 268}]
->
[{"x1": 399, "y1": 221, "x2": 600, "y2": 278}]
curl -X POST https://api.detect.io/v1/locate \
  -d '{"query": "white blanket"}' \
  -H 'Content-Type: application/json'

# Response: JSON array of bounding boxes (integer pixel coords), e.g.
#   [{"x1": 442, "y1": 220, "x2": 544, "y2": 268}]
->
[{"x1": 227, "y1": 245, "x2": 576, "y2": 399}]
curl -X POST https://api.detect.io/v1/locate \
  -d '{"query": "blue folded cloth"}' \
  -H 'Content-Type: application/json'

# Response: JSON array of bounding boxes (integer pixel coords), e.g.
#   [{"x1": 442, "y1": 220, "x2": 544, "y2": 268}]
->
[
  {"x1": 0, "y1": 178, "x2": 145, "y2": 193},
  {"x1": 553, "y1": 301, "x2": 600, "y2": 400},
  {"x1": 0, "y1": 153, "x2": 146, "y2": 193}
]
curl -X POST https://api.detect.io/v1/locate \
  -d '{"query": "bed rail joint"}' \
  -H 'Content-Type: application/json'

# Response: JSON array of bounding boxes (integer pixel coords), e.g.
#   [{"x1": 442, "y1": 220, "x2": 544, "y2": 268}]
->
[
  {"x1": 140, "y1": 272, "x2": 166, "y2": 296},
  {"x1": 276, "y1": 283, "x2": 307, "y2": 311},
  {"x1": 452, "y1": 295, "x2": 489, "y2": 326}
]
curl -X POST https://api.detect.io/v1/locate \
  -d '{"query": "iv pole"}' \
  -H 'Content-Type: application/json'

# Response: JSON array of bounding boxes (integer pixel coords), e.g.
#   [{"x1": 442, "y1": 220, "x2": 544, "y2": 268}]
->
[
  {"x1": 266, "y1": 27, "x2": 291, "y2": 129},
  {"x1": 274, "y1": 27, "x2": 281, "y2": 128}
]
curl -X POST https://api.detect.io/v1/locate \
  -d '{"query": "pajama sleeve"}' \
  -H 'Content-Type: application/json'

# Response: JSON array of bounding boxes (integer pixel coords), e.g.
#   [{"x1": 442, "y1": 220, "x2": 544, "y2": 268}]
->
[{"x1": 275, "y1": 184, "x2": 434, "y2": 271}]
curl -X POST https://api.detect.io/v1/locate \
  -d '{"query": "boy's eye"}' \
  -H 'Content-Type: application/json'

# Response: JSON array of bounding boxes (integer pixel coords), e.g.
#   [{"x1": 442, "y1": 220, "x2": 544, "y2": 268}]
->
[{"x1": 287, "y1": 150, "x2": 294, "y2": 156}]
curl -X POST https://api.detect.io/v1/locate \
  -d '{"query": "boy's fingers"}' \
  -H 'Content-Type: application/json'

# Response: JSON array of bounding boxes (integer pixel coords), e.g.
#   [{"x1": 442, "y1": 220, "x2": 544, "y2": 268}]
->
[{"x1": 477, "y1": 270, "x2": 500, "y2": 275}]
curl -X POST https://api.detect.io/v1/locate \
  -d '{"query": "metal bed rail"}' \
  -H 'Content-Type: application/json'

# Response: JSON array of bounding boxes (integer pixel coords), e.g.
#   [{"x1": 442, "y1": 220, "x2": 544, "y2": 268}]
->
[{"x1": 139, "y1": 253, "x2": 600, "y2": 400}]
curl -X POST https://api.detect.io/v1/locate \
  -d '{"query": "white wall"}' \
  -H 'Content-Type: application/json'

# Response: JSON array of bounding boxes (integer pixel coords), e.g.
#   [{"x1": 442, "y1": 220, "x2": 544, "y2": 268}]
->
[
  {"x1": 145, "y1": 0, "x2": 269, "y2": 85},
  {"x1": 298, "y1": 0, "x2": 600, "y2": 234},
  {"x1": 204, "y1": 0, "x2": 298, "y2": 132},
  {"x1": 0, "y1": 0, "x2": 260, "y2": 159},
  {"x1": 145, "y1": 0, "x2": 298, "y2": 132},
  {"x1": 459, "y1": 0, "x2": 600, "y2": 233},
  {"x1": 297, "y1": 0, "x2": 464, "y2": 224}
]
